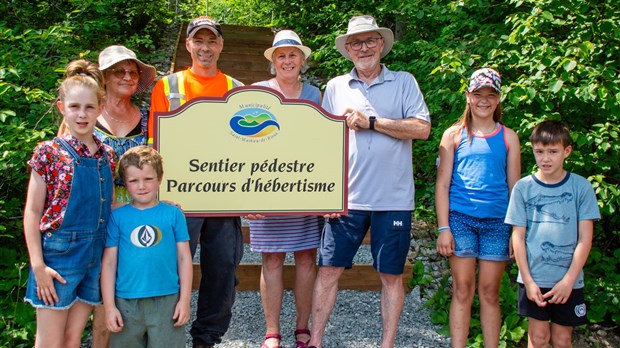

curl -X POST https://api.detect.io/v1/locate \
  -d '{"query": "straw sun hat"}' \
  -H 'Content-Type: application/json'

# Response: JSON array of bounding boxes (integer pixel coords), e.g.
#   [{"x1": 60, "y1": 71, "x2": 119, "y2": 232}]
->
[
  {"x1": 98, "y1": 45, "x2": 156, "y2": 95},
  {"x1": 335, "y1": 15, "x2": 394, "y2": 61}
]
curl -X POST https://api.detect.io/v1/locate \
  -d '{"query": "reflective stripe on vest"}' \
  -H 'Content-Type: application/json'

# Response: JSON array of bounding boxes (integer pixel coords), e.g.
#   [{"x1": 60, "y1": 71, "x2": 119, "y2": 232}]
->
[
  {"x1": 162, "y1": 73, "x2": 186, "y2": 111},
  {"x1": 163, "y1": 72, "x2": 241, "y2": 111}
]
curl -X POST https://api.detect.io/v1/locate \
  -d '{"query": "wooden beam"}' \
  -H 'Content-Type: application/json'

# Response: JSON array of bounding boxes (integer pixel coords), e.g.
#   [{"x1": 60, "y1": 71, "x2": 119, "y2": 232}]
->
[{"x1": 192, "y1": 262, "x2": 412, "y2": 291}]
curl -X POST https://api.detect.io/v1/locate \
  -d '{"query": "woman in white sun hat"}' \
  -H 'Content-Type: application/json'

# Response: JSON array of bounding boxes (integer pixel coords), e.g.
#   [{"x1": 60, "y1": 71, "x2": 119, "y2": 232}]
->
[
  {"x1": 248, "y1": 29, "x2": 321, "y2": 348},
  {"x1": 90, "y1": 44, "x2": 156, "y2": 348}
]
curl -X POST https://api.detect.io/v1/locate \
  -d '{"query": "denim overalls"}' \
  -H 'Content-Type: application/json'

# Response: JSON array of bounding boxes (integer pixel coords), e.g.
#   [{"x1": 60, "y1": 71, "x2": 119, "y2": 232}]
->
[{"x1": 24, "y1": 137, "x2": 113, "y2": 309}]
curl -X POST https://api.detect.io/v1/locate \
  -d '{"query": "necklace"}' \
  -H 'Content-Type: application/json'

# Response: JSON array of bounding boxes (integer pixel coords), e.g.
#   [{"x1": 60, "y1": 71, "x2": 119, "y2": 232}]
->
[
  {"x1": 103, "y1": 108, "x2": 137, "y2": 124},
  {"x1": 103, "y1": 109, "x2": 136, "y2": 123}
]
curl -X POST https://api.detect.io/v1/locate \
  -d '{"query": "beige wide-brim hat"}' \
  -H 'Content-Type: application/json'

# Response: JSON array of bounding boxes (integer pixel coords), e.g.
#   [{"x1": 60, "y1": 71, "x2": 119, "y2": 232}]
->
[
  {"x1": 335, "y1": 15, "x2": 394, "y2": 61},
  {"x1": 264, "y1": 30, "x2": 312, "y2": 61},
  {"x1": 98, "y1": 45, "x2": 156, "y2": 95}
]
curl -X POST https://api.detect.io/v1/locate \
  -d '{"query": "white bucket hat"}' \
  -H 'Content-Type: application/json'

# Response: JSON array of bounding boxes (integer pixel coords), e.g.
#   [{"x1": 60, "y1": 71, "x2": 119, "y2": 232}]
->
[
  {"x1": 263, "y1": 30, "x2": 312, "y2": 61},
  {"x1": 98, "y1": 45, "x2": 156, "y2": 95},
  {"x1": 335, "y1": 15, "x2": 394, "y2": 61}
]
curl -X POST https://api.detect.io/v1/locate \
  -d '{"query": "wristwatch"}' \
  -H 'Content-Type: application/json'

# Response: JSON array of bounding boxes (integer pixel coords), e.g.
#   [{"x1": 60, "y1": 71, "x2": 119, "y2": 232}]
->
[{"x1": 369, "y1": 116, "x2": 376, "y2": 130}]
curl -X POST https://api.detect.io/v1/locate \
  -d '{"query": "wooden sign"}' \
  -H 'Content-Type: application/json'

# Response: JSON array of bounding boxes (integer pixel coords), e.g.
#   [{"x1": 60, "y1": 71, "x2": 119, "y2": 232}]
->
[{"x1": 153, "y1": 86, "x2": 348, "y2": 216}]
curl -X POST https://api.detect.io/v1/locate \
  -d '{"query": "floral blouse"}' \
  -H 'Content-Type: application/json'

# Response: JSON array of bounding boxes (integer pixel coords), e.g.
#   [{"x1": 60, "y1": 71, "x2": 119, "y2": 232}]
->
[
  {"x1": 27, "y1": 135, "x2": 116, "y2": 232},
  {"x1": 93, "y1": 108, "x2": 148, "y2": 203}
]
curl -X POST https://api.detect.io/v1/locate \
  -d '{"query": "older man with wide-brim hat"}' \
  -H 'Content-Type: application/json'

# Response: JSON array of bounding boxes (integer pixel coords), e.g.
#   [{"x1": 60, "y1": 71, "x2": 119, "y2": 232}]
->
[{"x1": 307, "y1": 15, "x2": 431, "y2": 348}]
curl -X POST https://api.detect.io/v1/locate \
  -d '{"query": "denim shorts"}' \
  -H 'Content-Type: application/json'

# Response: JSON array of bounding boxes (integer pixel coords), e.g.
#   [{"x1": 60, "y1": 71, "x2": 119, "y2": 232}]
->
[
  {"x1": 449, "y1": 210, "x2": 511, "y2": 261},
  {"x1": 24, "y1": 229, "x2": 105, "y2": 309},
  {"x1": 518, "y1": 284, "x2": 587, "y2": 326},
  {"x1": 319, "y1": 210, "x2": 412, "y2": 275},
  {"x1": 110, "y1": 293, "x2": 185, "y2": 348}
]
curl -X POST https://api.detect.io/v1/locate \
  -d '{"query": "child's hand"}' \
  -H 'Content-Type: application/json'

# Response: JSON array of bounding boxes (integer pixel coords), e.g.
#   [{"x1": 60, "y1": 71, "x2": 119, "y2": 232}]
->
[
  {"x1": 33, "y1": 264, "x2": 66, "y2": 306},
  {"x1": 524, "y1": 282, "x2": 547, "y2": 307},
  {"x1": 105, "y1": 306, "x2": 124, "y2": 333},
  {"x1": 544, "y1": 279, "x2": 573, "y2": 304},
  {"x1": 173, "y1": 300, "x2": 191, "y2": 327},
  {"x1": 436, "y1": 230, "x2": 455, "y2": 257}
]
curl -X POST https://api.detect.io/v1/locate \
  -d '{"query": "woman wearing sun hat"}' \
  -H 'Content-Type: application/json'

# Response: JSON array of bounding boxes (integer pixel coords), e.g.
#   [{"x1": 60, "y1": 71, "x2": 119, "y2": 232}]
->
[
  {"x1": 94, "y1": 45, "x2": 156, "y2": 203},
  {"x1": 56, "y1": 45, "x2": 156, "y2": 202},
  {"x1": 247, "y1": 29, "x2": 321, "y2": 348},
  {"x1": 90, "y1": 44, "x2": 156, "y2": 348}
]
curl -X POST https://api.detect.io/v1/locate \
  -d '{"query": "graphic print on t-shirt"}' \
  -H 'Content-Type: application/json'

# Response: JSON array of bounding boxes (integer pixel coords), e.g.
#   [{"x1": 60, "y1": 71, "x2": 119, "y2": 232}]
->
[
  {"x1": 526, "y1": 192, "x2": 573, "y2": 224},
  {"x1": 526, "y1": 191, "x2": 575, "y2": 269},
  {"x1": 130, "y1": 225, "x2": 163, "y2": 248}
]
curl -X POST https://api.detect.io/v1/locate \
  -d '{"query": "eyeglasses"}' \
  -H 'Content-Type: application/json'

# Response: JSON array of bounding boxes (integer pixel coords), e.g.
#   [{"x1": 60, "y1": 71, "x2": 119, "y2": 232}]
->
[
  {"x1": 109, "y1": 68, "x2": 140, "y2": 80},
  {"x1": 346, "y1": 37, "x2": 383, "y2": 51}
]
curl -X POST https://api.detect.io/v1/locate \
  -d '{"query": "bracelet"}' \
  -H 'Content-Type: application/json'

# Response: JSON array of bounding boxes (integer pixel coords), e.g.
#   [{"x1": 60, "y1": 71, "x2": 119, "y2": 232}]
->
[{"x1": 437, "y1": 226, "x2": 450, "y2": 233}]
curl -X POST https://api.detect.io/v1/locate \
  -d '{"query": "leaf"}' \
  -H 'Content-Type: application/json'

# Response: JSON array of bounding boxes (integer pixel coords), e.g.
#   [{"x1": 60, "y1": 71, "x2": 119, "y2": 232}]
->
[
  {"x1": 600, "y1": 142, "x2": 611, "y2": 151},
  {"x1": 549, "y1": 79, "x2": 564, "y2": 93},
  {"x1": 564, "y1": 60, "x2": 577, "y2": 72},
  {"x1": 541, "y1": 11, "x2": 554, "y2": 21}
]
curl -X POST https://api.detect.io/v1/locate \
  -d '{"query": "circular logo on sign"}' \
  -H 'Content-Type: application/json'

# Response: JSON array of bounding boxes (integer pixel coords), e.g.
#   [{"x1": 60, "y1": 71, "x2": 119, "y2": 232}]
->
[{"x1": 229, "y1": 108, "x2": 280, "y2": 138}]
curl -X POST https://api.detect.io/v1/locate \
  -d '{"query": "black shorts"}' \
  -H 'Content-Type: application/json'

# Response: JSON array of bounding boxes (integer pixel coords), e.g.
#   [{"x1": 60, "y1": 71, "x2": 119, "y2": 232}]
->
[{"x1": 518, "y1": 283, "x2": 587, "y2": 326}]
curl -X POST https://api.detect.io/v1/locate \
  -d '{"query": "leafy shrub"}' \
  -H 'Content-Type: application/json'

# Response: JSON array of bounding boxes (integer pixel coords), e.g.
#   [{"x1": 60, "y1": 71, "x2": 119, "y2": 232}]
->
[
  {"x1": 1, "y1": 0, "x2": 618, "y2": 346},
  {"x1": 244, "y1": 0, "x2": 620, "y2": 344},
  {"x1": 0, "y1": 1, "x2": 174, "y2": 345}
]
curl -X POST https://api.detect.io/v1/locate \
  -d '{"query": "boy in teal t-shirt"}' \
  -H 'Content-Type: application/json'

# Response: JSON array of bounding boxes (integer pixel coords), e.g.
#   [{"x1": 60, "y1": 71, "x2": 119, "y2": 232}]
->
[
  {"x1": 101, "y1": 146, "x2": 192, "y2": 348},
  {"x1": 505, "y1": 120, "x2": 600, "y2": 347}
]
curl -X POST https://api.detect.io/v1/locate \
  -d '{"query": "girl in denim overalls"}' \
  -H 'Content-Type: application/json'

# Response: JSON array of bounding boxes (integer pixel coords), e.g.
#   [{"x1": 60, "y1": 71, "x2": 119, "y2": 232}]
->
[{"x1": 23, "y1": 59, "x2": 115, "y2": 347}]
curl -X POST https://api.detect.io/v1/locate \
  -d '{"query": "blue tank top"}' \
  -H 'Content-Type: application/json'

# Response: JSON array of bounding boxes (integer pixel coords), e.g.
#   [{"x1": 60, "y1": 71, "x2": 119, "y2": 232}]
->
[{"x1": 449, "y1": 124, "x2": 509, "y2": 219}]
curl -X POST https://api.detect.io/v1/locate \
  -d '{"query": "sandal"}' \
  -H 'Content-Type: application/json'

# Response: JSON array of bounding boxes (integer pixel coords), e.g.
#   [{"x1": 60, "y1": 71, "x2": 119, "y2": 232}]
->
[
  {"x1": 294, "y1": 328, "x2": 311, "y2": 348},
  {"x1": 260, "y1": 333, "x2": 282, "y2": 348}
]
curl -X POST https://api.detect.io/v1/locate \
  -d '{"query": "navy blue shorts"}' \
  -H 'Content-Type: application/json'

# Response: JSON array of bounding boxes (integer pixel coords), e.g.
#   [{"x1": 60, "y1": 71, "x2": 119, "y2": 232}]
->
[
  {"x1": 319, "y1": 210, "x2": 411, "y2": 275},
  {"x1": 518, "y1": 284, "x2": 587, "y2": 326},
  {"x1": 449, "y1": 210, "x2": 511, "y2": 261}
]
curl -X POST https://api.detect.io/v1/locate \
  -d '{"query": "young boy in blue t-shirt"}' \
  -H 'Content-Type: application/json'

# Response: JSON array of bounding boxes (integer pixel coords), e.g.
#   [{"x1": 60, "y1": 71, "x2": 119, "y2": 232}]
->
[
  {"x1": 505, "y1": 120, "x2": 600, "y2": 347},
  {"x1": 101, "y1": 146, "x2": 192, "y2": 347}
]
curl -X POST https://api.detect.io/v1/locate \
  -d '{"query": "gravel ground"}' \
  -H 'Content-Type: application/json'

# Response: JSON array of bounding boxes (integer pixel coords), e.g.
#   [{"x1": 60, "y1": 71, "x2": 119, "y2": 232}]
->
[{"x1": 184, "y1": 245, "x2": 450, "y2": 348}]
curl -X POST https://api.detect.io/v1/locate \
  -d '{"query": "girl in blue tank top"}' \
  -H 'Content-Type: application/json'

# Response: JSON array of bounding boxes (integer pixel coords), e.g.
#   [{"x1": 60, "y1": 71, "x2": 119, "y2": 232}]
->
[
  {"x1": 435, "y1": 68, "x2": 521, "y2": 347},
  {"x1": 23, "y1": 60, "x2": 114, "y2": 347}
]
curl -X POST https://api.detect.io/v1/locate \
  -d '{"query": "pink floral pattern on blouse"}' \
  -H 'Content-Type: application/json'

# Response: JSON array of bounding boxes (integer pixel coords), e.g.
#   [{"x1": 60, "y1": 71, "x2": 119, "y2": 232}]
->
[{"x1": 27, "y1": 135, "x2": 116, "y2": 232}]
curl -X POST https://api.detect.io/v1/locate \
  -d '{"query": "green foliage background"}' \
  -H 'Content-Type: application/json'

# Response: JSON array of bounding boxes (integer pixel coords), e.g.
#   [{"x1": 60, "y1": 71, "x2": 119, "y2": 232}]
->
[
  {"x1": 206, "y1": 2, "x2": 620, "y2": 343},
  {"x1": 0, "y1": 0, "x2": 173, "y2": 345},
  {"x1": 1, "y1": 0, "x2": 618, "y2": 346}
]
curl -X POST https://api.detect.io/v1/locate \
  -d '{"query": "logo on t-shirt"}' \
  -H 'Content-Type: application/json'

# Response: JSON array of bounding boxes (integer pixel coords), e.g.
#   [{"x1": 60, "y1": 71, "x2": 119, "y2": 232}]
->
[
  {"x1": 574, "y1": 303, "x2": 586, "y2": 317},
  {"x1": 229, "y1": 106, "x2": 280, "y2": 140},
  {"x1": 130, "y1": 225, "x2": 163, "y2": 248}
]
